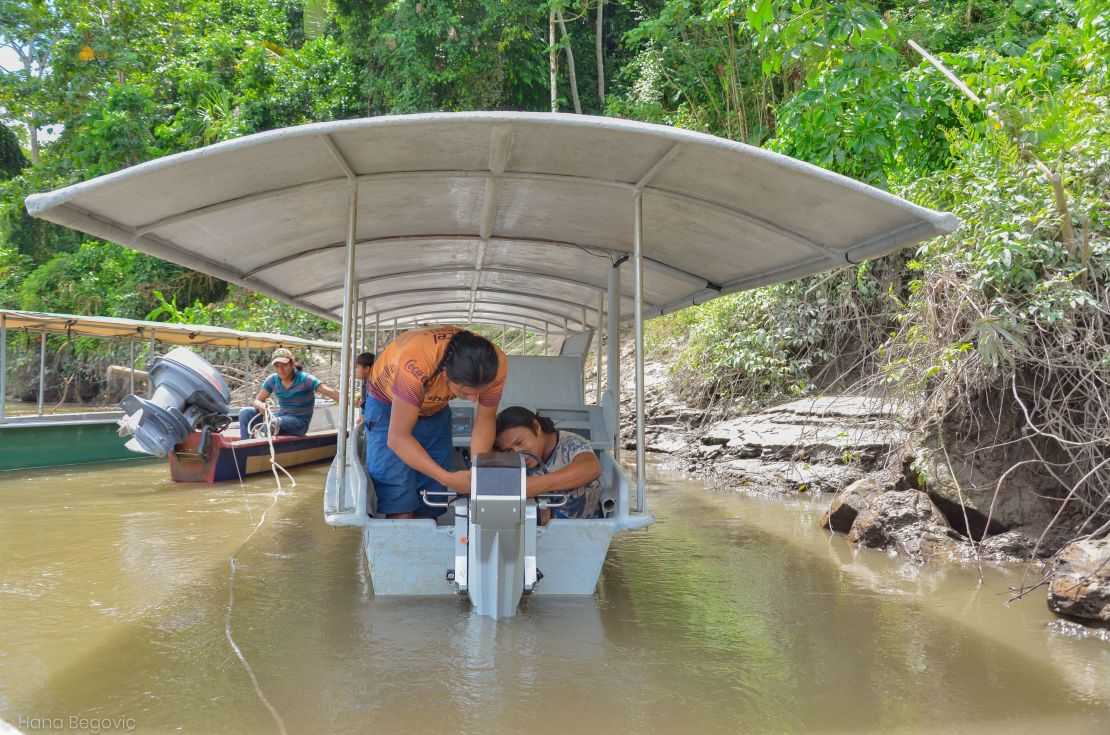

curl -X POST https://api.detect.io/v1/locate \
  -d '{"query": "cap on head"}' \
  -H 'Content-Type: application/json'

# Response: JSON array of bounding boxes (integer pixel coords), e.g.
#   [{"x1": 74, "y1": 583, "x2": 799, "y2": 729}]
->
[{"x1": 271, "y1": 347, "x2": 294, "y2": 365}]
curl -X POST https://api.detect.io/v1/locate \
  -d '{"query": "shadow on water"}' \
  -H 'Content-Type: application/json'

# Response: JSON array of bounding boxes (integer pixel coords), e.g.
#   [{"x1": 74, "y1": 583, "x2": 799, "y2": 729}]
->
[{"x1": 1, "y1": 460, "x2": 1108, "y2": 734}]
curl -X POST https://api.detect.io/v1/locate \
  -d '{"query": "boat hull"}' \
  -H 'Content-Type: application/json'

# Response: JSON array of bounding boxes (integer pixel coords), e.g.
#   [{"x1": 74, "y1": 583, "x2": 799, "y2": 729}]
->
[
  {"x1": 169, "y1": 429, "x2": 338, "y2": 482},
  {"x1": 0, "y1": 414, "x2": 143, "y2": 472}
]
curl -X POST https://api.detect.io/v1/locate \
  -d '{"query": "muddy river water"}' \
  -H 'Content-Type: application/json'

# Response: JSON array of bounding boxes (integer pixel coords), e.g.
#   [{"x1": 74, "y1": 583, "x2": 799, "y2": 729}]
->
[{"x1": 1, "y1": 459, "x2": 1107, "y2": 734}]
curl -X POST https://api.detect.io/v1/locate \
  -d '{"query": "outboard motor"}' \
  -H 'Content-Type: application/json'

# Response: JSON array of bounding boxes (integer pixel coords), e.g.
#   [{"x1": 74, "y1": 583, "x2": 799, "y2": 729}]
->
[
  {"x1": 451, "y1": 453, "x2": 538, "y2": 620},
  {"x1": 117, "y1": 347, "x2": 231, "y2": 457}
]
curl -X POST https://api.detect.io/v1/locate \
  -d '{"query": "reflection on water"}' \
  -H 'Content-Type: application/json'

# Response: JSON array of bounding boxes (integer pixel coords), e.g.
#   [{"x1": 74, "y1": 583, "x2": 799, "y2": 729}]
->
[{"x1": 1, "y1": 460, "x2": 1108, "y2": 734}]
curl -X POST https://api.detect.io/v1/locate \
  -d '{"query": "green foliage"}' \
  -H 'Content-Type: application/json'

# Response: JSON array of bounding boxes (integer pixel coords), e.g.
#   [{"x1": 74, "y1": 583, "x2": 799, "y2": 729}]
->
[
  {"x1": 0, "y1": 124, "x2": 27, "y2": 179},
  {"x1": 338, "y1": 0, "x2": 551, "y2": 113}
]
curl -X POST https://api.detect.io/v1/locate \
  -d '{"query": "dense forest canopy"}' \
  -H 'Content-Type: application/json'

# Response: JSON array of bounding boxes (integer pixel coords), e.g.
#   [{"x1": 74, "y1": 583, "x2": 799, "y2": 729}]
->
[{"x1": 1, "y1": 1, "x2": 1107, "y2": 511}]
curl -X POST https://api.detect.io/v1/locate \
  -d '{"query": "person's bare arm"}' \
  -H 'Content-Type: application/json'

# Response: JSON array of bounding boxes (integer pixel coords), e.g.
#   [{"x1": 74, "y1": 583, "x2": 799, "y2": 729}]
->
[
  {"x1": 251, "y1": 387, "x2": 272, "y2": 413},
  {"x1": 386, "y1": 399, "x2": 470, "y2": 492},
  {"x1": 315, "y1": 383, "x2": 340, "y2": 401},
  {"x1": 470, "y1": 402, "x2": 498, "y2": 455},
  {"x1": 525, "y1": 451, "x2": 601, "y2": 497}
]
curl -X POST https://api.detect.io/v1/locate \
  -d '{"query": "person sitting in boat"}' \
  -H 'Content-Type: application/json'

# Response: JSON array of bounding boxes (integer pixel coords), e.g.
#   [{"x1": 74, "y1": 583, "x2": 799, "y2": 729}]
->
[
  {"x1": 353, "y1": 351, "x2": 375, "y2": 422},
  {"x1": 494, "y1": 405, "x2": 603, "y2": 524},
  {"x1": 364, "y1": 327, "x2": 506, "y2": 519},
  {"x1": 238, "y1": 347, "x2": 340, "y2": 438}
]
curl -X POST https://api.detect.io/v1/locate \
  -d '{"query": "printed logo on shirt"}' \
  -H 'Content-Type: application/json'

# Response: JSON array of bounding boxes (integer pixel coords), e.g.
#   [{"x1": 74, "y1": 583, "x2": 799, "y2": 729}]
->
[{"x1": 404, "y1": 358, "x2": 425, "y2": 380}]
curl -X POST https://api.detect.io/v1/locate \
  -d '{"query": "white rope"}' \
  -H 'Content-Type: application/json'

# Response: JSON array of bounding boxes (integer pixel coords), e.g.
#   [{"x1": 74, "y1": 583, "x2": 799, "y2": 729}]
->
[{"x1": 222, "y1": 400, "x2": 295, "y2": 734}]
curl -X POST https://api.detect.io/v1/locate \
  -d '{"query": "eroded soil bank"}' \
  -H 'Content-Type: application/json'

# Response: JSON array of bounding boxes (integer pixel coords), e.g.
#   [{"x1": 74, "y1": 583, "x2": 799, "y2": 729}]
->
[{"x1": 602, "y1": 352, "x2": 1109, "y2": 628}]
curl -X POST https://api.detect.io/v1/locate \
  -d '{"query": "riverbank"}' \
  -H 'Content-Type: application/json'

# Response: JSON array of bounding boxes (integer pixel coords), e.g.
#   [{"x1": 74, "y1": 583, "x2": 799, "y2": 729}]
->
[{"x1": 600, "y1": 342, "x2": 1109, "y2": 628}]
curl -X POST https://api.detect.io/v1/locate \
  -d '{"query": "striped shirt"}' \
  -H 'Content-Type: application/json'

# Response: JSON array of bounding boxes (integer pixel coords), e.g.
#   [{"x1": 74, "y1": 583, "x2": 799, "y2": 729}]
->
[{"x1": 263, "y1": 371, "x2": 321, "y2": 419}]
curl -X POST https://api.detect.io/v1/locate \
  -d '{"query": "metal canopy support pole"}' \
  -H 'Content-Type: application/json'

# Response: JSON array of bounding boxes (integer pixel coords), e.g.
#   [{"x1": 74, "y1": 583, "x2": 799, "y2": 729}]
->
[
  {"x1": 0, "y1": 314, "x2": 6, "y2": 424},
  {"x1": 360, "y1": 298, "x2": 367, "y2": 354},
  {"x1": 373, "y1": 312, "x2": 380, "y2": 353},
  {"x1": 37, "y1": 329, "x2": 46, "y2": 416},
  {"x1": 243, "y1": 338, "x2": 251, "y2": 405},
  {"x1": 596, "y1": 291, "x2": 604, "y2": 405},
  {"x1": 607, "y1": 260, "x2": 621, "y2": 458},
  {"x1": 349, "y1": 286, "x2": 361, "y2": 429},
  {"x1": 148, "y1": 335, "x2": 156, "y2": 398},
  {"x1": 129, "y1": 340, "x2": 135, "y2": 395},
  {"x1": 336, "y1": 185, "x2": 359, "y2": 502},
  {"x1": 543, "y1": 323, "x2": 549, "y2": 355},
  {"x1": 632, "y1": 192, "x2": 646, "y2": 513}
]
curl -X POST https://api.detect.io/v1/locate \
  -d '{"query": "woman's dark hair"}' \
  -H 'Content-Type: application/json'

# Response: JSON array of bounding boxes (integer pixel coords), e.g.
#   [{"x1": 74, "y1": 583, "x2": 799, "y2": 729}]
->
[
  {"x1": 496, "y1": 406, "x2": 556, "y2": 436},
  {"x1": 356, "y1": 352, "x2": 375, "y2": 369},
  {"x1": 424, "y1": 330, "x2": 500, "y2": 389}
]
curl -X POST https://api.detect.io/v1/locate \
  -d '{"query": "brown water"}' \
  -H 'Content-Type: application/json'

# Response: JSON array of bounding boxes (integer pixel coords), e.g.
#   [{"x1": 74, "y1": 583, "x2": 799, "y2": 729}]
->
[{"x1": 1, "y1": 460, "x2": 1107, "y2": 734}]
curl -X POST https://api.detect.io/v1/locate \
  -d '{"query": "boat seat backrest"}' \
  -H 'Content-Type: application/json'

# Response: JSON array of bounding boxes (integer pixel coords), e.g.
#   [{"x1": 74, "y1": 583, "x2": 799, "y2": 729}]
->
[{"x1": 501, "y1": 355, "x2": 583, "y2": 408}]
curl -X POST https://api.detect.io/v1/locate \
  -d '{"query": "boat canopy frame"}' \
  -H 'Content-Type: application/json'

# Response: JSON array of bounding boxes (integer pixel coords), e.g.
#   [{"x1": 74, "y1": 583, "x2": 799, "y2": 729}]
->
[{"x1": 25, "y1": 112, "x2": 959, "y2": 507}]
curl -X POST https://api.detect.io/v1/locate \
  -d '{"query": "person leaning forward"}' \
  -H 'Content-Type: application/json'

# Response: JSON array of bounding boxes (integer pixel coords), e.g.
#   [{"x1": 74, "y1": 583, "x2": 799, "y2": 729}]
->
[
  {"x1": 364, "y1": 327, "x2": 507, "y2": 519},
  {"x1": 238, "y1": 347, "x2": 340, "y2": 438}
]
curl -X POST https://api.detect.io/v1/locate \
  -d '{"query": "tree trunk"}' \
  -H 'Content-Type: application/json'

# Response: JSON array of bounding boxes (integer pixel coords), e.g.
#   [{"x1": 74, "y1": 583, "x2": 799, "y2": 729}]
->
[
  {"x1": 22, "y1": 55, "x2": 40, "y2": 165},
  {"x1": 556, "y1": 9, "x2": 582, "y2": 114},
  {"x1": 549, "y1": 9, "x2": 558, "y2": 112},
  {"x1": 596, "y1": 0, "x2": 605, "y2": 107}
]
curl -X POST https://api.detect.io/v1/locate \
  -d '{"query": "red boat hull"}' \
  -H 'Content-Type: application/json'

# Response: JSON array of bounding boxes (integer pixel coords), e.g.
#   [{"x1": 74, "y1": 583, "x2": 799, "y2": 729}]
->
[{"x1": 168, "y1": 429, "x2": 338, "y2": 482}]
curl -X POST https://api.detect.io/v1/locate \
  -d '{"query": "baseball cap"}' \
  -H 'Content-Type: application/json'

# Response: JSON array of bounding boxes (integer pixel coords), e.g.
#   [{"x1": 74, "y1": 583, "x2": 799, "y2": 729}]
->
[{"x1": 271, "y1": 347, "x2": 294, "y2": 364}]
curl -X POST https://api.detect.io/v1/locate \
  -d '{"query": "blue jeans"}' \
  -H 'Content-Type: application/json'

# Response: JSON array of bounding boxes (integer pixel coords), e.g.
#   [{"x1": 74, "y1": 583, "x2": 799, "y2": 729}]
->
[
  {"x1": 238, "y1": 407, "x2": 310, "y2": 438},
  {"x1": 364, "y1": 398, "x2": 451, "y2": 517}
]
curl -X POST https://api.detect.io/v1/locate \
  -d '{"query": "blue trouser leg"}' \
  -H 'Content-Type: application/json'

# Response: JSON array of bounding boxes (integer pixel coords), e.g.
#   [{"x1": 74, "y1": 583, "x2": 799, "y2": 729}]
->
[
  {"x1": 364, "y1": 399, "x2": 452, "y2": 517},
  {"x1": 238, "y1": 407, "x2": 260, "y2": 438}
]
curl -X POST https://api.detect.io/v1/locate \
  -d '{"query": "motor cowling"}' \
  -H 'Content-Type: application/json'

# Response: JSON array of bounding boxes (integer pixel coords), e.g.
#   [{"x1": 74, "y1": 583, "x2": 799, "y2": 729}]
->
[
  {"x1": 117, "y1": 347, "x2": 231, "y2": 457},
  {"x1": 455, "y1": 452, "x2": 533, "y2": 620}
]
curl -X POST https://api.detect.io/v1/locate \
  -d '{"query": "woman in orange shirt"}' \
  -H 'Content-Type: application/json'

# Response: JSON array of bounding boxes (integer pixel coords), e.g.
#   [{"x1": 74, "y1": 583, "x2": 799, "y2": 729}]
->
[{"x1": 364, "y1": 327, "x2": 507, "y2": 518}]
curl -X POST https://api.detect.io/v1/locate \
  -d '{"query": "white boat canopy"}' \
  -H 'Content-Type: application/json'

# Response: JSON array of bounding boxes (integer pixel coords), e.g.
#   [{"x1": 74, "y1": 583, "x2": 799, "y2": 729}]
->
[
  {"x1": 25, "y1": 112, "x2": 959, "y2": 507},
  {"x1": 0, "y1": 309, "x2": 340, "y2": 351},
  {"x1": 25, "y1": 112, "x2": 958, "y2": 335}
]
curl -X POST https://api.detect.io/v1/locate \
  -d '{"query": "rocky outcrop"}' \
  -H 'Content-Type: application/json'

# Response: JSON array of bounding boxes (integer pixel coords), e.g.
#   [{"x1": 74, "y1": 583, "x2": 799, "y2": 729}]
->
[
  {"x1": 602, "y1": 347, "x2": 1075, "y2": 567},
  {"x1": 820, "y1": 478, "x2": 968, "y2": 562},
  {"x1": 624, "y1": 393, "x2": 908, "y2": 496},
  {"x1": 1047, "y1": 537, "x2": 1110, "y2": 622}
]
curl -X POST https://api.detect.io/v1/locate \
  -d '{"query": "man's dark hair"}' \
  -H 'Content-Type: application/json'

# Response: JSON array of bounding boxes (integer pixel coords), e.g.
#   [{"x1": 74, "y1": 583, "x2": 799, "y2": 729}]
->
[{"x1": 496, "y1": 405, "x2": 556, "y2": 436}]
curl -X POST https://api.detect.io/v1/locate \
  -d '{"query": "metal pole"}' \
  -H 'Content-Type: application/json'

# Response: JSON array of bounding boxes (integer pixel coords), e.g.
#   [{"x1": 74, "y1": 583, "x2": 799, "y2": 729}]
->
[
  {"x1": 543, "y1": 323, "x2": 549, "y2": 356},
  {"x1": 148, "y1": 334, "x2": 156, "y2": 398},
  {"x1": 373, "y1": 312, "x2": 380, "y2": 353},
  {"x1": 129, "y1": 340, "x2": 135, "y2": 395},
  {"x1": 596, "y1": 291, "x2": 604, "y2": 405},
  {"x1": 361, "y1": 299, "x2": 368, "y2": 354},
  {"x1": 349, "y1": 287, "x2": 361, "y2": 429},
  {"x1": 37, "y1": 330, "x2": 46, "y2": 416},
  {"x1": 0, "y1": 314, "x2": 6, "y2": 424},
  {"x1": 632, "y1": 192, "x2": 647, "y2": 513},
  {"x1": 243, "y1": 338, "x2": 250, "y2": 404},
  {"x1": 336, "y1": 185, "x2": 359, "y2": 503},
  {"x1": 607, "y1": 260, "x2": 621, "y2": 457}
]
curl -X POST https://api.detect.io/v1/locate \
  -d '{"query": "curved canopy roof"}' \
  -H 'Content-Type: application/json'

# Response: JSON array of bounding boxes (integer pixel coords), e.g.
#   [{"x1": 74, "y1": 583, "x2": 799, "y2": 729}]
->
[
  {"x1": 0, "y1": 309, "x2": 340, "y2": 351},
  {"x1": 25, "y1": 112, "x2": 958, "y2": 334}
]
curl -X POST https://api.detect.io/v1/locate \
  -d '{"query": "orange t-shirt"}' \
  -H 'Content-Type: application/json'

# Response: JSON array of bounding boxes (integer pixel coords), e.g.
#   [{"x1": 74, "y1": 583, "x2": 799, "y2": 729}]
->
[{"x1": 368, "y1": 327, "x2": 508, "y2": 417}]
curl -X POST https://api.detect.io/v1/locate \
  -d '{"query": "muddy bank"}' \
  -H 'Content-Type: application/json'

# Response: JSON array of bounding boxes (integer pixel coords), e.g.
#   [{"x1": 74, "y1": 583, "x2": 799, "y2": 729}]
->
[{"x1": 606, "y1": 352, "x2": 1108, "y2": 623}]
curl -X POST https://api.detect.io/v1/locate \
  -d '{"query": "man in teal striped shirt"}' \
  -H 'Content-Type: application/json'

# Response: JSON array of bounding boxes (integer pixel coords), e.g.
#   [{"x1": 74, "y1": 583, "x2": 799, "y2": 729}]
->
[{"x1": 238, "y1": 348, "x2": 340, "y2": 438}]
